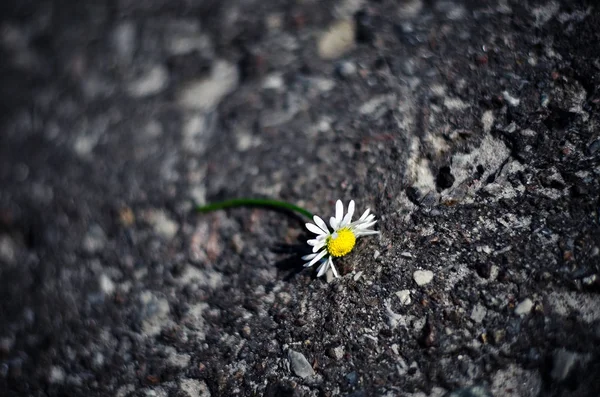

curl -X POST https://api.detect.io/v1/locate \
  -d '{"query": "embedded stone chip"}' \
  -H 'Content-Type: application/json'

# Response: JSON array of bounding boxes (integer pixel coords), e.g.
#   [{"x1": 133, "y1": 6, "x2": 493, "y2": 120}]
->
[
  {"x1": 288, "y1": 350, "x2": 314, "y2": 378},
  {"x1": 515, "y1": 298, "x2": 534, "y2": 316},
  {"x1": 413, "y1": 270, "x2": 434, "y2": 286}
]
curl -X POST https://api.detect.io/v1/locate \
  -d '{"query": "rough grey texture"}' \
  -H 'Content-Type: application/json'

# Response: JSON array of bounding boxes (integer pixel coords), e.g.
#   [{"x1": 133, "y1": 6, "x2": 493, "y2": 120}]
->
[
  {"x1": 1, "y1": 0, "x2": 600, "y2": 396},
  {"x1": 288, "y1": 350, "x2": 315, "y2": 379}
]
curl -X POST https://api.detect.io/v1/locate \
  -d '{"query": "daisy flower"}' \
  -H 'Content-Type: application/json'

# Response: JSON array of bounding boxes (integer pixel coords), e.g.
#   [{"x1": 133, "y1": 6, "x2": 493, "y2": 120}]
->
[{"x1": 302, "y1": 200, "x2": 379, "y2": 278}]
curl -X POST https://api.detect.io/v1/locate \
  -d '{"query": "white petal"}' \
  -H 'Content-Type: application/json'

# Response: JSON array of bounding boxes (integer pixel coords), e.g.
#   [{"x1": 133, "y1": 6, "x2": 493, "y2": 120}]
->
[
  {"x1": 302, "y1": 253, "x2": 318, "y2": 260},
  {"x1": 312, "y1": 242, "x2": 326, "y2": 252},
  {"x1": 305, "y1": 249, "x2": 327, "y2": 267},
  {"x1": 307, "y1": 239, "x2": 321, "y2": 246},
  {"x1": 341, "y1": 200, "x2": 355, "y2": 227},
  {"x1": 361, "y1": 213, "x2": 375, "y2": 222},
  {"x1": 354, "y1": 217, "x2": 376, "y2": 227},
  {"x1": 335, "y1": 200, "x2": 343, "y2": 224},
  {"x1": 313, "y1": 216, "x2": 329, "y2": 234},
  {"x1": 316, "y1": 259, "x2": 329, "y2": 277},
  {"x1": 355, "y1": 209, "x2": 367, "y2": 222},
  {"x1": 356, "y1": 230, "x2": 380, "y2": 236},
  {"x1": 330, "y1": 216, "x2": 339, "y2": 230},
  {"x1": 358, "y1": 220, "x2": 377, "y2": 230},
  {"x1": 330, "y1": 258, "x2": 339, "y2": 278},
  {"x1": 306, "y1": 223, "x2": 327, "y2": 236}
]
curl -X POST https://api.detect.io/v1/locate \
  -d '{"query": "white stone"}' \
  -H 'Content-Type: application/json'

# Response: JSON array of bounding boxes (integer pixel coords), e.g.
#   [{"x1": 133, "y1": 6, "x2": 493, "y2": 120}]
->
[
  {"x1": 470, "y1": 303, "x2": 487, "y2": 323},
  {"x1": 235, "y1": 131, "x2": 261, "y2": 152},
  {"x1": 190, "y1": 185, "x2": 206, "y2": 206},
  {"x1": 317, "y1": 20, "x2": 356, "y2": 60},
  {"x1": 332, "y1": 346, "x2": 344, "y2": 360},
  {"x1": 262, "y1": 73, "x2": 284, "y2": 90},
  {"x1": 444, "y1": 97, "x2": 469, "y2": 110},
  {"x1": 0, "y1": 234, "x2": 17, "y2": 265},
  {"x1": 99, "y1": 274, "x2": 115, "y2": 295},
  {"x1": 353, "y1": 271, "x2": 363, "y2": 281},
  {"x1": 127, "y1": 65, "x2": 169, "y2": 97},
  {"x1": 396, "y1": 290, "x2": 412, "y2": 305},
  {"x1": 482, "y1": 110, "x2": 494, "y2": 133},
  {"x1": 180, "y1": 378, "x2": 211, "y2": 397},
  {"x1": 288, "y1": 350, "x2": 315, "y2": 378},
  {"x1": 514, "y1": 298, "x2": 534, "y2": 316},
  {"x1": 398, "y1": 0, "x2": 424, "y2": 19},
  {"x1": 337, "y1": 61, "x2": 357, "y2": 77},
  {"x1": 521, "y1": 129, "x2": 537, "y2": 137},
  {"x1": 49, "y1": 366, "x2": 65, "y2": 383},
  {"x1": 178, "y1": 60, "x2": 239, "y2": 111},
  {"x1": 413, "y1": 270, "x2": 434, "y2": 286},
  {"x1": 503, "y1": 91, "x2": 520, "y2": 107},
  {"x1": 148, "y1": 210, "x2": 179, "y2": 240}
]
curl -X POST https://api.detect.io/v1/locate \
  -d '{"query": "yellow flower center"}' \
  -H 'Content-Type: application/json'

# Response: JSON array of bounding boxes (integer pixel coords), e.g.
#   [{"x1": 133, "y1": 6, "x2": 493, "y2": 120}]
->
[{"x1": 326, "y1": 228, "x2": 356, "y2": 257}]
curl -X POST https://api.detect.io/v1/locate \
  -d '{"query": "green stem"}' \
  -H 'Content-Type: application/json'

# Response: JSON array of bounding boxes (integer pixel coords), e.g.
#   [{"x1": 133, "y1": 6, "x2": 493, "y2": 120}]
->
[{"x1": 195, "y1": 198, "x2": 314, "y2": 219}]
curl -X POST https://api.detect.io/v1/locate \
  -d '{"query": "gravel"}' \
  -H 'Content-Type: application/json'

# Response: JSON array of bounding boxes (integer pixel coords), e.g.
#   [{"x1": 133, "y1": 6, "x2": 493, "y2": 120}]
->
[
  {"x1": 514, "y1": 298, "x2": 534, "y2": 316},
  {"x1": 287, "y1": 350, "x2": 315, "y2": 379},
  {"x1": 413, "y1": 270, "x2": 434, "y2": 286}
]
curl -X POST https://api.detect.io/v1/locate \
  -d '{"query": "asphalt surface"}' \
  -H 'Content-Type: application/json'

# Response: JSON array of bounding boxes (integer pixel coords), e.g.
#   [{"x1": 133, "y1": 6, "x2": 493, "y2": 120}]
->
[{"x1": 1, "y1": 1, "x2": 599, "y2": 396}]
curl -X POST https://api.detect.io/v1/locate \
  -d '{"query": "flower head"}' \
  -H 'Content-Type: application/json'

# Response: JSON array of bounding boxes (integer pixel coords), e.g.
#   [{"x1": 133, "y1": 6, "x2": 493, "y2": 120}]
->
[{"x1": 302, "y1": 200, "x2": 379, "y2": 278}]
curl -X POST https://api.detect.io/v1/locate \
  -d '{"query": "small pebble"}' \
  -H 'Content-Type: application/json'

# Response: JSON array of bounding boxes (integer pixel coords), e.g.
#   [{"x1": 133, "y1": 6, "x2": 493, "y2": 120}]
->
[
  {"x1": 395, "y1": 290, "x2": 412, "y2": 305},
  {"x1": 582, "y1": 274, "x2": 597, "y2": 286},
  {"x1": 514, "y1": 298, "x2": 533, "y2": 316},
  {"x1": 335, "y1": 61, "x2": 357, "y2": 78},
  {"x1": 353, "y1": 271, "x2": 363, "y2": 281},
  {"x1": 470, "y1": 304, "x2": 487, "y2": 323},
  {"x1": 49, "y1": 366, "x2": 65, "y2": 384},
  {"x1": 127, "y1": 65, "x2": 169, "y2": 98},
  {"x1": 288, "y1": 350, "x2": 314, "y2": 378},
  {"x1": 318, "y1": 20, "x2": 356, "y2": 60},
  {"x1": 328, "y1": 346, "x2": 344, "y2": 360},
  {"x1": 413, "y1": 270, "x2": 434, "y2": 286},
  {"x1": 502, "y1": 91, "x2": 520, "y2": 107},
  {"x1": 0, "y1": 235, "x2": 17, "y2": 265},
  {"x1": 99, "y1": 274, "x2": 115, "y2": 295},
  {"x1": 177, "y1": 60, "x2": 239, "y2": 111}
]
